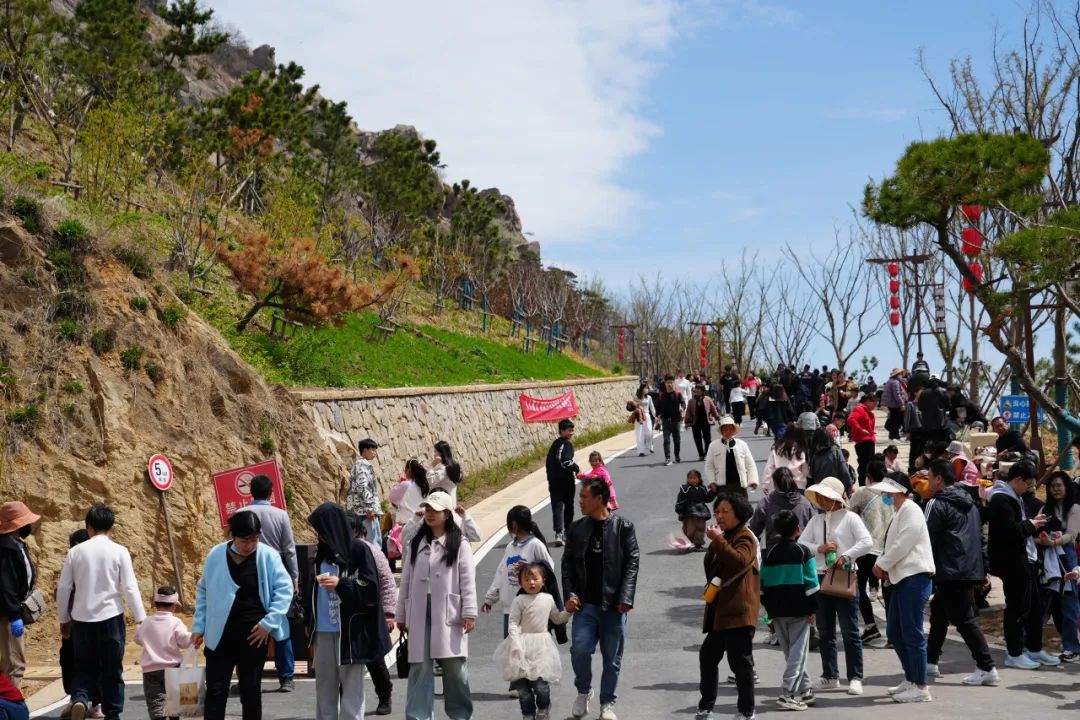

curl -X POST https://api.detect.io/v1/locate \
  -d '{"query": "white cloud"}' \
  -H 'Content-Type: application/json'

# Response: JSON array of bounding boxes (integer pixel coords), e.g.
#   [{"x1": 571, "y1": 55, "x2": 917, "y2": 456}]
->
[
  {"x1": 204, "y1": 0, "x2": 683, "y2": 247},
  {"x1": 733, "y1": 206, "x2": 766, "y2": 219}
]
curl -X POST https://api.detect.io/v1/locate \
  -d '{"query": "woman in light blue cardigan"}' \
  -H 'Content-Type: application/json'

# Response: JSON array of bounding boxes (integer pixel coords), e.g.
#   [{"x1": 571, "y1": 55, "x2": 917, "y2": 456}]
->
[{"x1": 191, "y1": 511, "x2": 293, "y2": 720}]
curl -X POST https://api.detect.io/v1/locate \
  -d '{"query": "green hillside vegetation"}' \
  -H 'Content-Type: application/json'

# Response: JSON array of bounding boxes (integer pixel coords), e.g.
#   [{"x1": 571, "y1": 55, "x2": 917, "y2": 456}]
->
[{"x1": 0, "y1": 0, "x2": 620, "y2": 392}]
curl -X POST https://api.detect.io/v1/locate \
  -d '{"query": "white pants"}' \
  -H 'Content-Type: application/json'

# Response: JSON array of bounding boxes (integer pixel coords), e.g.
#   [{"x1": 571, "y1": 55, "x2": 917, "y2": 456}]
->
[
  {"x1": 315, "y1": 631, "x2": 366, "y2": 720},
  {"x1": 635, "y1": 421, "x2": 654, "y2": 454}
]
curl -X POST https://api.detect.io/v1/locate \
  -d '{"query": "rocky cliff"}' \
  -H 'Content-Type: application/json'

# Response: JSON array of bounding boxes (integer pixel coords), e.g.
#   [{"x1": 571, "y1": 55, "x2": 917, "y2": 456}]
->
[{"x1": 0, "y1": 214, "x2": 348, "y2": 612}]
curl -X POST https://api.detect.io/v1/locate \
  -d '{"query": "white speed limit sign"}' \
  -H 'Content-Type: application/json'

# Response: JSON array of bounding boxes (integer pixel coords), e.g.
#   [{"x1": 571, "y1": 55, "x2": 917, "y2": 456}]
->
[{"x1": 148, "y1": 454, "x2": 174, "y2": 491}]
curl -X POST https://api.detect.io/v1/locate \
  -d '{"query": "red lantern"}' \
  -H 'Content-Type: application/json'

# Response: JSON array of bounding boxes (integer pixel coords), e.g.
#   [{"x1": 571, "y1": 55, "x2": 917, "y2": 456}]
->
[
  {"x1": 700, "y1": 325, "x2": 708, "y2": 335},
  {"x1": 889, "y1": 295, "x2": 900, "y2": 309},
  {"x1": 888, "y1": 262, "x2": 899, "y2": 277},
  {"x1": 962, "y1": 262, "x2": 983, "y2": 292},
  {"x1": 699, "y1": 357, "x2": 707, "y2": 369},
  {"x1": 961, "y1": 204, "x2": 982, "y2": 220},
  {"x1": 889, "y1": 311, "x2": 900, "y2": 326},
  {"x1": 700, "y1": 335, "x2": 708, "y2": 347},
  {"x1": 699, "y1": 347, "x2": 708, "y2": 359},
  {"x1": 889, "y1": 279, "x2": 900, "y2": 293},
  {"x1": 961, "y1": 227, "x2": 983, "y2": 256}
]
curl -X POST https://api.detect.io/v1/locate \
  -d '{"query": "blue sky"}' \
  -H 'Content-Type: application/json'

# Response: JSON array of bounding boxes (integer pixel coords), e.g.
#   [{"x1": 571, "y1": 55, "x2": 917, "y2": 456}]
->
[{"x1": 205, "y1": 0, "x2": 1046, "y2": 377}]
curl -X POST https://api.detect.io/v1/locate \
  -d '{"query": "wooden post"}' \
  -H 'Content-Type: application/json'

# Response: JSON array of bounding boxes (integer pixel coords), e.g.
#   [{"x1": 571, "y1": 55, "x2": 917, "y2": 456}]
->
[{"x1": 159, "y1": 490, "x2": 185, "y2": 607}]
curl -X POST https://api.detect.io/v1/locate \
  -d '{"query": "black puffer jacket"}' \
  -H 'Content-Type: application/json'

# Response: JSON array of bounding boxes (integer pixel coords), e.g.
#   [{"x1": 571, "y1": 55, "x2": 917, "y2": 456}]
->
[
  {"x1": 924, "y1": 485, "x2": 984, "y2": 582},
  {"x1": 304, "y1": 503, "x2": 391, "y2": 665},
  {"x1": 562, "y1": 514, "x2": 639, "y2": 611},
  {"x1": 676, "y1": 483, "x2": 717, "y2": 519}
]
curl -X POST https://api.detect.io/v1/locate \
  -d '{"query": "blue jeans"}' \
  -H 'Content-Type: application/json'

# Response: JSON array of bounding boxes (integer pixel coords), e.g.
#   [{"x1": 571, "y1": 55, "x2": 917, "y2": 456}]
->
[
  {"x1": 274, "y1": 635, "x2": 294, "y2": 680},
  {"x1": 1058, "y1": 544, "x2": 1080, "y2": 654},
  {"x1": 72, "y1": 614, "x2": 126, "y2": 718},
  {"x1": 405, "y1": 597, "x2": 472, "y2": 720},
  {"x1": 815, "y1": 587, "x2": 862, "y2": 680},
  {"x1": 887, "y1": 573, "x2": 933, "y2": 685},
  {"x1": 773, "y1": 423, "x2": 788, "y2": 439},
  {"x1": 0, "y1": 698, "x2": 28, "y2": 720},
  {"x1": 366, "y1": 516, "x2": 382, "y2": 552},
  {"x1": 571, "y1": 604, "x2": 627, "y2": 705}
]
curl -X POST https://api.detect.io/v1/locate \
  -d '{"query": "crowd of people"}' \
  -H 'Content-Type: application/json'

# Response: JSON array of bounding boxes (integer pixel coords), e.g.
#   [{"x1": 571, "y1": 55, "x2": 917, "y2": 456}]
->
[{"x1": 0, "y1": 353, "x2": 1076, "y2": 720}]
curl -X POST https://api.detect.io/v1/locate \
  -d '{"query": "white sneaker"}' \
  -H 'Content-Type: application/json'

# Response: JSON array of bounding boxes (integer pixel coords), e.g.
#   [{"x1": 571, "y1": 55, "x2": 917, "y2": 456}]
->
[
  {"x1": 1026, "y1": 649, "x2": 1062, "y2": 666},
  {"x1": 846, "y1": 678, "x2": 863, "y2": 695},
  {"x1": 892, "y1": 686, "x2": 932, "y2": 703},
  {"x1": 1004, "y1": 653, "x2": 1040, "y2": 670},
  {"x1": 813, "y1": 677, "x2": 840, "y2": 691},
  {"x1": 886, "y1": 680, "x2": 913, "y2": 696},
  {"x1": 693, "y1": 712, "x2": 714, "y2": 720},
  {"x1": 926, "y1": 663, "x2": 941, "y2": 678},
  {"x1": 599, "y1": 703, "x2": 618, "y2": 720},
  {"x1": 571, "y1": 692, "x2": 592, "y2": 719},
  {"x1": 962, "y1": 668, "x2": 1000, "y2": 686}
]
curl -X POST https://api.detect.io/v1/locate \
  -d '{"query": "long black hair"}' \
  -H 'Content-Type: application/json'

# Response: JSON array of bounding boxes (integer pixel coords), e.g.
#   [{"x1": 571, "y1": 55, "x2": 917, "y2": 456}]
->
[
  {"x1": 410, "y1": 509, "x2": 462, "y2": 567},
  {"x1": 406, "y1": 458, "x2": 430, "y2": 497},
  {"x1": 776, "y1": 426, "x2": 807, "y2": 460},
  {"x1": 435, "y1": 440, "x2": 463, "y2": 485},
  {"x1": 809, "y1": 427, "x2": 832, "y2": 456},
  {"x1": 507, "y1": 505, "x2": 548, "y2": 546},
  {"x1": 1044, "y1": 471, "x2": 1076, "y2": 522}
]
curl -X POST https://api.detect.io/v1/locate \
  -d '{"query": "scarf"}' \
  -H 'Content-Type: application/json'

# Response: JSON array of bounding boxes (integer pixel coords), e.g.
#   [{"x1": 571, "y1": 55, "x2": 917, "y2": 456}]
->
[{"x1": 724, "y1": 440, "x2": 740, "y2": 486}]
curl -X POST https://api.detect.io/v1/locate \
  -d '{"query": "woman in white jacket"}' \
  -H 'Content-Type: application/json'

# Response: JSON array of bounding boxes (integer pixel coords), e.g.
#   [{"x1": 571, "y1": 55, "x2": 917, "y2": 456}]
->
[
  {"x1": 702, "y1": 416, "x2": 758, "y2": 496},
  {"x1": 872, "y1": 477, "x2": 936, "y2": 704},
  {"x1": 799, "y1": 477, "x2": 872, "y2": 697}
]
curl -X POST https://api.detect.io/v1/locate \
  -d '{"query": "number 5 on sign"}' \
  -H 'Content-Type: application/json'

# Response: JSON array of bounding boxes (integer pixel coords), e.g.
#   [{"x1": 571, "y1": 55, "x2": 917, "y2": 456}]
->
[{"x1": 148, "y1": 454, "x2": 174, "y2": 491}]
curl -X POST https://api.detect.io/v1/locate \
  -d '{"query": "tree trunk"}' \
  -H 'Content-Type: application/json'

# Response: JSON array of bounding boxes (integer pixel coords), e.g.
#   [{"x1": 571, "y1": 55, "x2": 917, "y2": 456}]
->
[{"x1": 236, "y1": 301, "x2": 267, "y2": 333}]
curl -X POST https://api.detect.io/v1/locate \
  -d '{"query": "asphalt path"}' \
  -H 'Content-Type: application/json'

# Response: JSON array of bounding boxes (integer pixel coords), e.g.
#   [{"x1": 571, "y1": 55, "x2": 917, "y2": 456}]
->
[{"x1": 37, "y1": 423, "x2": 1080, "y2": 719}]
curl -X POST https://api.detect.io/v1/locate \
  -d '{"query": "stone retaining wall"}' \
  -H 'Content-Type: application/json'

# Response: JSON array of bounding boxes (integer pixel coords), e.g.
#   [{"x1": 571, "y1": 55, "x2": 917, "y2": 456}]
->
[{"x1": 294, "y1": 376, "x2": 638, "y2": 484}]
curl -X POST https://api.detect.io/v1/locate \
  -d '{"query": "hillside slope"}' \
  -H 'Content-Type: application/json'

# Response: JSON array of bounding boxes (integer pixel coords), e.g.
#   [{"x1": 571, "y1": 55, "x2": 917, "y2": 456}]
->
[{"x1": 0, "y1": 213, "x2": 349, "y2": 625}]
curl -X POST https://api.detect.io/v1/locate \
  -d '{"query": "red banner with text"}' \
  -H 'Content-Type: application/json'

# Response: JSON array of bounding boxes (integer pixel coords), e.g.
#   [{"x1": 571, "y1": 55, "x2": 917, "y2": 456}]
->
[{"x1": 519, "y1": 391, "x2": 579, "y2": 423}]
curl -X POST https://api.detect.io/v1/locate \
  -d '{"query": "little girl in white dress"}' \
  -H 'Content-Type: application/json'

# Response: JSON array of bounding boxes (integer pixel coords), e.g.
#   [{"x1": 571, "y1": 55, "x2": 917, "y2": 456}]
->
[{"x1": 493, "y1": 563, "x2": 575, "y2": 720}]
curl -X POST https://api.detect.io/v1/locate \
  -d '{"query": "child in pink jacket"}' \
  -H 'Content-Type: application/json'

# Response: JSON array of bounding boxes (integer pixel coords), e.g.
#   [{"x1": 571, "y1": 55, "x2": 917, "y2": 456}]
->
[
  {"x1": 577, "y1": 451, "x2": 618, "y2": 510},
  {"x1": 134, "y1": 586, "x2": 192, "y2": 720}
]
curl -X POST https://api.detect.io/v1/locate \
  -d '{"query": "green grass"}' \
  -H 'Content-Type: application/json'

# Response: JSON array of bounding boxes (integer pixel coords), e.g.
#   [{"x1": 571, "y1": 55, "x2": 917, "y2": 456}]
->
[
  {"x1": 190, "y1": 280, "x2": 607, "y2": 388},
  {"x1": 252, "y1": 313, "x2": 606, "y2": 388}
]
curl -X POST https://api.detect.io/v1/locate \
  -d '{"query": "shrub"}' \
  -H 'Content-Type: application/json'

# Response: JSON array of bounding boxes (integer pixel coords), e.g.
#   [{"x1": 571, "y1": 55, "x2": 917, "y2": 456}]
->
[
  {"x1": 114, "y1": 247, "x2": 152, "y2": 279},
  {"x1": 47, "y1": 250, "x2": 84, "y2": 289},
  {"x1": 20, "y1": 270, "x2": 37, "y2": 287},
  {"x1": 161, "y1": 303, "x2": 185, "y2": 327},
  {"x1": 611, "y1": 363, "x2": 624, "y2": 375},
  {"x1": 55, "y1": 319, "x2": 81, "y2": 342},
  {"x1": 153, "y1": 283, "x2": 165, "y2": 295},
  {"x1": 51, "y1": 290, "x2": 94, "y2": 321},
  {"x1": 62, "y1": 403, "x2": 77, "y2": 416},
  {"x1": 120, "y1": 343, "x2": 143, "y2": 371},
  {"x1": 258, "y1": 415, "x2": 275, "y2": 455},
  {"x1": 145, "y1": 362, "x2": 162, "y2": 383},
  {"x1": 129, "y1": 296, "x2": 149, "y2": 313},
  {"x1": 54, "y1": 219, "x2": 90, "y2": 251},
  {"x1": 29, "y1": 161, "x2": 52, "y2": 179},
  {"x1": 11, "y1": 196, "x2": 41, "y2": 230},
  {"x1": 89, "y1": 328, "x2": 116, "y2": 355},
  {"x1": 62, "y1": 379, "x2": 84, "y2": 394},
  {"x1": 6, "y1": 403, "x2": 39, "y2": 426},
  {"x1": 0, "y1": 364, "x2": 16, "y2": 398}
]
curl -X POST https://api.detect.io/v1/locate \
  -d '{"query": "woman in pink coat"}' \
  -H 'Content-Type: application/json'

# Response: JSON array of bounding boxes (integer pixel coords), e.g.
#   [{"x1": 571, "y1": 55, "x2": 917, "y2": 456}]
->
[{"x1": 395, "y1": 491, "x2": 478, "y2": 720}]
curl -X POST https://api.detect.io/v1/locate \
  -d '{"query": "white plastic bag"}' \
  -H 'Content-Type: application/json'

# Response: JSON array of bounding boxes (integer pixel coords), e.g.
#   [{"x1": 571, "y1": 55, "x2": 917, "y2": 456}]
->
[{"x1": 165, "y1": 647, "x2": 205, "y2": 717}]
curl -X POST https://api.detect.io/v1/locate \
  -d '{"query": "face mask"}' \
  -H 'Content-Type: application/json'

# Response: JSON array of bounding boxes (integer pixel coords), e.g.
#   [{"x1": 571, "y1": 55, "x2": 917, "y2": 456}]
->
[
  {"x1": 17, "y1": 525, "x2": 32, "y2": 539},
  {"x1": 881, "y1": 495, "x2": 894, "y2": 506}
]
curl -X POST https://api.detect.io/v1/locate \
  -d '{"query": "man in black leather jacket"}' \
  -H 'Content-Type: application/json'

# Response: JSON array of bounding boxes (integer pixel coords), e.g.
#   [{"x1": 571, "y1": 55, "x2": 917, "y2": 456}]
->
[
  {"x1": 562, "y1": 479, "x2": 639, "y2": 720},
  {"x1": 922, "y1": 459, "x2": 996, "y2": 683}
]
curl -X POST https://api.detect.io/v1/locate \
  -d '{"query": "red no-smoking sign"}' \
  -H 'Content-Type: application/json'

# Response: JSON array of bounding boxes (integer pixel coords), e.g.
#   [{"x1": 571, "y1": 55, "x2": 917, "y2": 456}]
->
[{"x1": 211, "y1": 458, "x2": 286, "y2": 527}]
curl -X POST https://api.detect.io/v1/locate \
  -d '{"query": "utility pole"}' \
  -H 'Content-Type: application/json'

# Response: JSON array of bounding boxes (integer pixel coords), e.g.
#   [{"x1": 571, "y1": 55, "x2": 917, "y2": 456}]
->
[
  {"x1": 687, "y1": 319, "x2": 731, "y2": 378},
  {"x1": 865, "y1": 254, "x2": 934, "y2": 356},
  {"x1": 1055, "y1": 304, "x2": 1074, "y2": 470}
]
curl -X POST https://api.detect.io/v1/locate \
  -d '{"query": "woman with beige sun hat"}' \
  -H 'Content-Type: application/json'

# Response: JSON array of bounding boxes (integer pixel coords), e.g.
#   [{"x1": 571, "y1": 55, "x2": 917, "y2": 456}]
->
[{"x1": 798, "y1": 478, "x2": 872, "y2": 698}]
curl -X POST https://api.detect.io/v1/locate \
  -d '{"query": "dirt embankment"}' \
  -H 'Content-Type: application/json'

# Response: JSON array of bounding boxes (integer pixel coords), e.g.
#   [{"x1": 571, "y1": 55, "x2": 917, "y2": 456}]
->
[{"x1": 0, "y1": 219, "x2": 350, "y2": 668}]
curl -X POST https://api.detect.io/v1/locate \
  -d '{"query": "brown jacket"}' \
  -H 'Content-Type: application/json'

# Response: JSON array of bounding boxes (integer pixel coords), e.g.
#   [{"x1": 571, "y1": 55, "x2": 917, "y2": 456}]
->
[
  {"x1": 702, "y1": 523, "x2": 760, "y2": 632},
  {"x1": 684, "y1": 395, "x2": 719, "y2": 427}
]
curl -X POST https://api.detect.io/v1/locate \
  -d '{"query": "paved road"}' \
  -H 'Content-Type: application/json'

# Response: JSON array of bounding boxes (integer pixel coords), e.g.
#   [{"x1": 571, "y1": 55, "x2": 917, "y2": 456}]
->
[{"x1": 36, "y1": 424, "x2": 1080, "y2": 719}]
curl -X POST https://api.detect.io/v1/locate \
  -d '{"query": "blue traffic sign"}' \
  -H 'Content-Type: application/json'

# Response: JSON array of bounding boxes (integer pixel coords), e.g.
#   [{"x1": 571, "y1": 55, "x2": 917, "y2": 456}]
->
[{"x1": 999, "y1": 395, "x2": 1045, "y2": 424}]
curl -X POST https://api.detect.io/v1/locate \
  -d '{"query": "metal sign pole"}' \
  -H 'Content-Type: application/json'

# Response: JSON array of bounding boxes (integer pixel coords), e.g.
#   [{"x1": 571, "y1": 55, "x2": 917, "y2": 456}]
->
[{"x1": 159, "y1": 490, "x2": 185, "y2": 607}]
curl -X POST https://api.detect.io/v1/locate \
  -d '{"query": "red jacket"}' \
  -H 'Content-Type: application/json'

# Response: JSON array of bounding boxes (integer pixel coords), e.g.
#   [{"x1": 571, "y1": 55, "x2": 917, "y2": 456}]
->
[
  {"x1": 848, "y1": 402, "x2": 876, "y2": 444},
  {"x1": 0, "y1": 671, "x2": 23, "y2": 702}
]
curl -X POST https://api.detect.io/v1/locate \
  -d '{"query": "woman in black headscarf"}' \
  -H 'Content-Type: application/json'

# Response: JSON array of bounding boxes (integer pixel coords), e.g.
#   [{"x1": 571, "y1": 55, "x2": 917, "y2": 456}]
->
[{"x1": 305, "y1": 503, "x2": 391, "y2": 720}]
